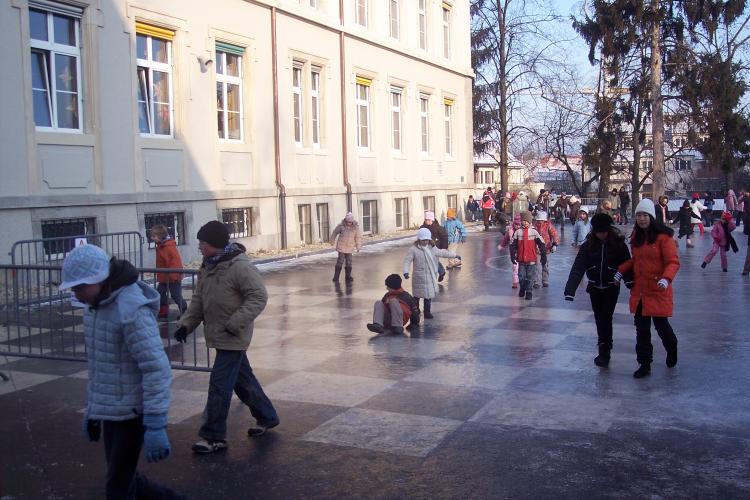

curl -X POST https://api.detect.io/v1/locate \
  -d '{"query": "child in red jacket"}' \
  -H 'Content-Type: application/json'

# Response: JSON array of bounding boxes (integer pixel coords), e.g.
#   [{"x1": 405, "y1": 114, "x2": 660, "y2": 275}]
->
[
  {"x1": 510, "y1": 212, "x2": 547, "y2": 300},
  {"x1": 367, "y1": 274, "x2": 420, "y2": 334},
  {"x1": 151, "y1": 224, "x2": 187, "y2": 318}
]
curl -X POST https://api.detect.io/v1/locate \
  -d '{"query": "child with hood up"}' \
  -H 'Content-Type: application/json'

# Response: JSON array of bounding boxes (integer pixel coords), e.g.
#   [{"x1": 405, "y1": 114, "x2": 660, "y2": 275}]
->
[
  {"x1": 403, "y1": 228, "x2": 460, "y2": 319},
  {"x1": 330, "y1": 212, "x2": 363, "y2": 282},
  {"x1": 444, "y1": 208, "x2": 467, "y2": 269},
  {"x1": 701, "y1": 211, "x2": 737, "y2": 272},
  {"x1": 676, "y1": 200, "x2": 695, "y2": 248},
  {"x1": 498, "y1": 213, "x2": 522, "y2": 288},
  {"x1": 572, "y1": 208, "x2": 591, "y2": 247},
  {"x1": 509, "y1": 211, "x2": 547, "y2": 300}
]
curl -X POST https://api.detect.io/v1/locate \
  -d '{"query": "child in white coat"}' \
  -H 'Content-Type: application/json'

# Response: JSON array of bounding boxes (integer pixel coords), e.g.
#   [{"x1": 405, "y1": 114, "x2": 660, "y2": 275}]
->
[{"x1": 403, "y1": 228, "x2": 459, "y2": 319}]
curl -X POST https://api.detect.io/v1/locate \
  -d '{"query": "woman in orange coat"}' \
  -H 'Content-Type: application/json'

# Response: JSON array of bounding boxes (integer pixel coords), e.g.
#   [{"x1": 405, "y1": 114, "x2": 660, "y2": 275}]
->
[{"x1": 616, "y1": 198, "x2": 680, "y2": 378}]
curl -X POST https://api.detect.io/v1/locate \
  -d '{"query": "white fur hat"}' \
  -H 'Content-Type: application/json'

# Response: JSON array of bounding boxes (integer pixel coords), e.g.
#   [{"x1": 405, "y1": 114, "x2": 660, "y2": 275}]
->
[
  {"x1": 424, "y1": 211, "x2": 435, "y2": 221},
  {"x1": 635, "y1": 198, "x2": 656, "y2": 219},
  {"x1": 535, "y1": 210, "x2": 548, "y2": 221}
]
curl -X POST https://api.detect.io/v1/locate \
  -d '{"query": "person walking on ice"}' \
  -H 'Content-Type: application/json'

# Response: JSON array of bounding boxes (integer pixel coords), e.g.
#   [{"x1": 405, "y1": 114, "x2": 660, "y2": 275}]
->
[
  {"x1": 571, "y1": 208, "x2": 591, "y2": 248},
  {"x1": 701, "y1": 211, "x2": 737, "y2": 272},
  {"x1": 444, "y1": 208, "x2": 467, "y2": 269},
  {"x1": 403, "y1": 228, "x2": 460, "y2": 319},
  {"x1": 330, "y1": 212, "x2": 363, "y2": 283},
  {"x1": 615, "y1": 198, "x2": 680, "y2": 379},
  {"x1": 59, "y1": 244, "x2": 185, "y2": 499},
  {"x1": 498, "y1": 214, "x2": 522, "y2": 288},
  {"x1": 533, "y1": 210, "x2": 559, "y2": 288},
  {"x1": 564, "y1": 214, "x2": 631, "y2": 367},
  {"x1": 174, "y1": 220, "x2": 279, "y2": 454},
  {"x1": 509, "y1": 211, "x2": 547, "y2": 300}
]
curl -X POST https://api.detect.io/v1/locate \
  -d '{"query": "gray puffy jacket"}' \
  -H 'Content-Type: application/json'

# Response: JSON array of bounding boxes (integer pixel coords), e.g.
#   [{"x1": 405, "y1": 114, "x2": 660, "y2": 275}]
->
[{"x1": 83, "y1": 281, "x2": 171, "y2": 420}]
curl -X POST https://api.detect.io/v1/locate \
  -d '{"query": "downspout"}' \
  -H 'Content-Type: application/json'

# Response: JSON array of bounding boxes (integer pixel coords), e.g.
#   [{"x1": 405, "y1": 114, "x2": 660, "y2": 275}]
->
[
  {"x1": 271, "y1": 7, "x2": 287, "y2": 248},
  {"x1": 339, "y1": 0, "x2": 352, "y2": 212}
]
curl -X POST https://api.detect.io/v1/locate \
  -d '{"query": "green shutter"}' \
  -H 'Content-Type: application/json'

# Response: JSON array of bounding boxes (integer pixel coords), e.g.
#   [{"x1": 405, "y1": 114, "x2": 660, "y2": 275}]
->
[{"x1": 215, "y1": 41, "x2": 245, "y2": 56}]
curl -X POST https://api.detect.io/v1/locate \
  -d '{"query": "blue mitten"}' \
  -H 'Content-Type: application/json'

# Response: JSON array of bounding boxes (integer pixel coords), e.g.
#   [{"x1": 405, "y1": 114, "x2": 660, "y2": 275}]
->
[{"x1": 143, "y1": 414, "x2": 170, "y2": 463}]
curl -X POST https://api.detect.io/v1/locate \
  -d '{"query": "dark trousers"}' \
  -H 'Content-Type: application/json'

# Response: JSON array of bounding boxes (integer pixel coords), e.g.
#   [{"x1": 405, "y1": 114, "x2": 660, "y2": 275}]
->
[
  {"x1": 157, "y1": 282, "x2": 186, "y2": 310},
  {"x1": 619, "y1": 205, "x2": 629, "y2": 224},
  {"x1": 482, "y1": 208, "x2": 492, "y2": 229},
  {"x1": 103, "y1": 418, "x2": 184, "y2": 500},
  {"x1": 589, "y1": 286, "x2": 619, "y2": 350},
  {"x1": 200, "y1": 349, "x2": 278, "y2": 441},
  {"x1": 633, "y1": 301, "x2": 677, "y2": 365},
  {"x1": 415, "y1": 297, "x2": 431, "y2": 315},
  {"x1": 335, "y1": 252, "x2": 353, "y2": 268}
]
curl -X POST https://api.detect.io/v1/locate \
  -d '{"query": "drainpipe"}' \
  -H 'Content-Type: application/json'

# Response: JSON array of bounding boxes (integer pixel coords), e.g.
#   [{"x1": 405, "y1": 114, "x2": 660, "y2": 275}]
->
[
  {"x1": 271, "y1": 7, "x2": 287, "y2": 248},
  {"x1": 339, "y1": 0, "x2": 352, "y2": 212}
]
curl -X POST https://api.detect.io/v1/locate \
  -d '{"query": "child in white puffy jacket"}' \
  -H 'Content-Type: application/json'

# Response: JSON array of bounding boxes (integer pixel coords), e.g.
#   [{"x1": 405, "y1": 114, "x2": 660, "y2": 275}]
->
[{"x1": 403, "y1": 228, "x2": 459, "y2": 319}]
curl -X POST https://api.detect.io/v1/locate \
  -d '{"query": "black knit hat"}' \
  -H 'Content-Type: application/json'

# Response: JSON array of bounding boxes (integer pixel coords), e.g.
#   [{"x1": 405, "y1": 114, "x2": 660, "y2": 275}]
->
[
  {"x1": 197, "y1": 220, "x2": 230, "y2": 249},
  {"x1": 385, "y1": 274, "x2": 402, "y2": 289},
  {"x1": 590, "y1": 213, "x2": 614, "y2": 232}
]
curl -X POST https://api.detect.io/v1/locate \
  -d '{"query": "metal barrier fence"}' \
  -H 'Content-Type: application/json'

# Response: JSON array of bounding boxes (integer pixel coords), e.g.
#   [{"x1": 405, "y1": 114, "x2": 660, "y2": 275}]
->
[
  {"x1": 0, "y1": 264, "x2": 212, "y2": 371},
  {"x1": 10, "y1": 231, "x2": 145, "y2": 268}
]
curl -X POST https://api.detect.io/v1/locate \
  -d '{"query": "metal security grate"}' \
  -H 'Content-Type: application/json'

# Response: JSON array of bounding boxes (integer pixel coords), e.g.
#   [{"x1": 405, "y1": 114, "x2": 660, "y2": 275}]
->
[
  {"x1": 145, "y1": 212, "x2": 184, "y2": 249},
  {"x1": 222, "y1": 208, "x2": 252, "y2": 238},
  {"x1": 41, "y1": 218, "x2": 96, "y2": 260}
]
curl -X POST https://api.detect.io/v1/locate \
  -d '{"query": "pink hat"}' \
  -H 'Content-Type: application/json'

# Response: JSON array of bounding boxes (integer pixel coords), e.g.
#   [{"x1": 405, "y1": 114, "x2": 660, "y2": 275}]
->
[{"x1": 424, "y1": 211, "x2": 435, "y2": 221}]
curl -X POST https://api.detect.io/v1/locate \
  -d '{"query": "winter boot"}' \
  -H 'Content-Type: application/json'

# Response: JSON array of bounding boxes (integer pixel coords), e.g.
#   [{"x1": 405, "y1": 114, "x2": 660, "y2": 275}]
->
[
  {"x1": 518, "y1": 286, "x2": 525, "y2": 298},
  {"x1": 525, "y1": 291, "x2": 532, "y2": 300},
  {"x1": 332, "y1": 265, "x2": 342, "y2": 282},
  {"x1": 666, "y1": 344, "x2": 678, "y2": 368},
  {"x1": 633, "y1": 364, "x2": 651, "y2": 378},
  {"x1": 424, "y1": 299, "x2": 434, "y2": 319},
  {"x1": 345, "y1": 267, "x2": 354, "y2": 282},
  {"x1": 366, "y1": 323, "x2": 385, "y2": 334},
  {"x1": 594, "y1": 344, "x2": 611, "y2": 367},
  {"x1": 701, "y1": 262, "x2": 707, "y2": 269},
  {"x1": 158, "y1": 304, "x2": 169, "y2": 319}
]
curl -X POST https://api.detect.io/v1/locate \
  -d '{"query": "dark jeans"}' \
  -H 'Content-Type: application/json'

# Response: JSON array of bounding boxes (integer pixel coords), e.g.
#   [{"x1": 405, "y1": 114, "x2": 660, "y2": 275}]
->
[
  {"x1": 619, "y1": 205, "x2": 629, "y2": 224},
  {"x1": 103, "y1": 418, "x2": 185, "y2": 500},
  {"x1": 200, "y1": 349, "x2": 278, "y2": 441},
  {"x1": 633, "y1": 301, "x2": 677, "y2": 365},
  {"x1": 482, "y1": 208, "x2": 492, "y2": 229},
  {"x1": 157, "y1": 282, "x2": 186, "y2": 310},
  {"x1": 335, "y1": 252, "x2": 352, "y2": 268},
  {"x1": 589, "y1": 286, "x2": 619, "y2": 350}
]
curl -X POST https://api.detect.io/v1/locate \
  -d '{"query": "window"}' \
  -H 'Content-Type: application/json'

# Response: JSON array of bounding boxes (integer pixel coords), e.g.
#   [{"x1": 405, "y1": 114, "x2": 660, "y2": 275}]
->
[
  {"x1": 215, "y1": 44, "x2": 244, "y2": 141},
  {"x1": 222, "y1": 208, "x2": 253, "y2": 238},
  {"x1": 444, "y1": 99, "x2": 453, "y2": 156},
  {"x1": 423, "y1": 196, "x2": 435, "y2": 213},
  {"x1": 641, "y1": 160, "x2": 653, "y2": 172},
  {"x1": 309, "y1": 0, "x2": 317, "y2": 6},
  {"x1": 29, "y1": 4, "x2": 83, "y2": 130},
  {"x1": 316, "y1": 203, "x2": 330, "y2": 242},
  {"x1": 673, "y1": 136, "x2": 687, "y2": 148},
  {"x1": 390, "y1": 87, "x2": 402, "y2": 153},
  {"x1": 483, "y1": 170, "x2": 494, "y2": 184},
  {"x1": 298, "y1": 204, "x2": 312, "y2": 244},
  {"x1": 389, "y1": 0, "x2": 400, "y2": 39},
  {"x1": 311, "y1": 67, "x2": 321, "y2": 147},
  {"x1": 292, "y1": 62, "x2": 303, "y2": 145},
  {"x1": 361, "y1": 200, "x2": 378, "y2": 234},
  {"x1": 355, "y1": 0, "x2": 368, "y2": 27},
  {"x1": 136, "y1": 23, "x2": 174, "y2": 136},
  {"x1": 145, "y1": 212, "x2": 184, "y2": 248},
  {"x1": 442, "y1": 4, "x2": 451, "y2": 58},
  {"x1": 675, "y1": 159, "x2": 692, "y2": 171},
  {"x1": 447, "y1": 194, "x2": 458, "y2": 212},
  {"x1": 41, "y1": 217, "x2": 96, "y2": 260},
  {"x1": 356, "y1": 77, "x2": 372, "y2": 150},
  {"x1": 395, "y1": 198, "x2": 409, "y2": 229},
  {"x1": 418, "y1": 0, "x2": 427, "y2": 50},
  {"x1": 420, "y1": 94, "x2": 430, "y2": 154}
]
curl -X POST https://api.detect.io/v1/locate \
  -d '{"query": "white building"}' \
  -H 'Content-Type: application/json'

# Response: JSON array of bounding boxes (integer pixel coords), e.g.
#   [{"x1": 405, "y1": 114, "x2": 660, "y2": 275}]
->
[{"x1": 0, "y1": 0, "x2": 473, "y2": 264}]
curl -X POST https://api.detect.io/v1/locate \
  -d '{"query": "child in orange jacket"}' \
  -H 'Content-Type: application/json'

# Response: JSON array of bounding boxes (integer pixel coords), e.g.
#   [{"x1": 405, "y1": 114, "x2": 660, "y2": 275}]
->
[{"x1": 151, "y1": 224, "x2": 187, "y2": 318}]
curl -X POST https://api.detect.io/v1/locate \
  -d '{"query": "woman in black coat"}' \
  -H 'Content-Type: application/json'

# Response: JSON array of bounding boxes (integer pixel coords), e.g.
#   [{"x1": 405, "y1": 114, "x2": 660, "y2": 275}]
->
[
  {"x1": 564, "y1": 214, "x2": 631, "y2": 367},
  {"x1": 654, "y1": 195, "x2": 671, "y2": 226}
]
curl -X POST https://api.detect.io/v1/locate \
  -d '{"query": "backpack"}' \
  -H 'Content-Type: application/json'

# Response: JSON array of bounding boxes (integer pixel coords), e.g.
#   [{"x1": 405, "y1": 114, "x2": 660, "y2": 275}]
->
[{"x1": 482, "y1": 194, "x2": 490, "y2": 203}]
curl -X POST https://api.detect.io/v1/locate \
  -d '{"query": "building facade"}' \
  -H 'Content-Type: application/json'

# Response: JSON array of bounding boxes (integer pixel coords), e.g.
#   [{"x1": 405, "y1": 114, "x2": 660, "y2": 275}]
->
[{"x1": 0, "y1": 0, "x2": 473, "y2": 264}]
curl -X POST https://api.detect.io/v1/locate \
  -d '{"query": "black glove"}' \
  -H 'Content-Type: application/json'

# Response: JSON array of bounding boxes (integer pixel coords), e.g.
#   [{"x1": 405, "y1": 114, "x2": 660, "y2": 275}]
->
[
  {"x1": 403, "y1": 273, "x2": 410, "y2": 279},
  {"x1": 174, "y1": 326, "x2": 188, "y2": 343},
  {"x1": 84, "y1": 417, "x2": 100, "y2": 442}
]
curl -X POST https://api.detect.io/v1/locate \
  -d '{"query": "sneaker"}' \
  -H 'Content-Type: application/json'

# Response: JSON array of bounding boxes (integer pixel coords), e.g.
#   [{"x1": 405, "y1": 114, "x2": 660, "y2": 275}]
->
[
  {"x1": 701, "y1": 262, "x2": 707, "y2": 269},
  {"x1": 366, "y1": 323, "x2": 385, "y2": 334},
  {"x1": 525, "y1": 291, "x2": 532, "y2": 300},
  {"x1": 192, "y1": 439, "x2": 227, "y2": 454},
  {"x1": 633, "y1": 365, "x2": 651, "y2": 379},
  {"x1": 247, "y1": 420, "x2": 279, "y2": 437},
  {"x1": 391, "y1": 326, "x2": 404, "y2": 334}
]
